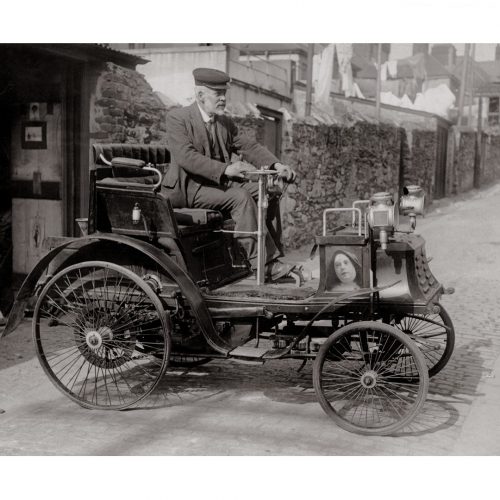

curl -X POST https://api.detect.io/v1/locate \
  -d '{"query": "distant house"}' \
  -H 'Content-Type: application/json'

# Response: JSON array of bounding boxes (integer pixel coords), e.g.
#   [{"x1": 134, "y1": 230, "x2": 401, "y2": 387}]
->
[
  {"x1": 477, "y1": 81, "x2": 500, "y2": 126},
  {"x1": 474, "y1": 61, "x2": 500, "y2": 126},
  {"x1": 110, "y1": 43, "x2": 295, "y2": 157}
]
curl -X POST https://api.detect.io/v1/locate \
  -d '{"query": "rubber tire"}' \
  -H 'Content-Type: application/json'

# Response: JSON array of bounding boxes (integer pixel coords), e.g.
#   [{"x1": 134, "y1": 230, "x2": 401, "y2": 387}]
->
[
  {"x1": 313, "y1": 321, "x2": 429, "y2": 436},
  {"x1": 33, "y1": 261, "x2": 171, "y2": 410}
]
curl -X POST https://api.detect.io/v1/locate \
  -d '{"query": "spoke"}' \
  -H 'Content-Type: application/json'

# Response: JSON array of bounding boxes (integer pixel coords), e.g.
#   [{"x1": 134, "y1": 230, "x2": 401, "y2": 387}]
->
[
  {"x1": 321, "y1": 379, "x2": 361, "y2": 391},
  {"x1": 67, "y1": 355, "x2": 91, "y2": 393},
  {"x1": 38, "y1": 308, "x2": 83, "y2": 333},
  {"x1": 322, "y1": 363, "x2": 363, "y2": 378},
  {"x1": 53, "y1": 348, "x2": 88, "y2": 382},
  {"x1": 77, "y1": 357, "x2": 95, "y2": 399},
  {"x1": 377, "y1": 380, "x2": 418, "y2": 402},
  {"x1": 371, "y1": 385, "x2": 406, "y2": 419},
  {"x1": 45, "y1": 345, "x2": 85, "y2": 367},
  {"x1": 44, "y1": 296, "x2": 87, "y2": 332}
]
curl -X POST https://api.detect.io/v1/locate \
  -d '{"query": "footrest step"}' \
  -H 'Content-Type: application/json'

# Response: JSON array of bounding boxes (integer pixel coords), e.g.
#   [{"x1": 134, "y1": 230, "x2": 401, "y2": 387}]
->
[{"x1": 229, "y1": 346, "x2": 269, "y2": 359}]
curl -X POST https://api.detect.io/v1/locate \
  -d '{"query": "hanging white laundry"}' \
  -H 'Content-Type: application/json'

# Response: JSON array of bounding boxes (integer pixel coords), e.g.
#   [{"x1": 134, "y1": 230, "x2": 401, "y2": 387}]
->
[
  {"x1": 314, "y1": 43, "x2": 335, "y2": 106},
  {"x1": 387, "y1": 60, "x2": 398, "y2": 78},
  {"x1": 336, "y1": 43, "x2": 354, "y2": 97},
  {"x1": 353, "y1": 82, "x2": 365, "y2": 99},
  {"x1": 380, "y1": 91, "x2": 401, "y2": 106},
  {"x1": 400, "y1": 94, "x2": 414, "y2": 109},
  {"x1": 413, "y1": 93, "x2": 426, "y2": 111},
  {"x1": 380, "y1": 62, "x2": 388, "y2": 81}
]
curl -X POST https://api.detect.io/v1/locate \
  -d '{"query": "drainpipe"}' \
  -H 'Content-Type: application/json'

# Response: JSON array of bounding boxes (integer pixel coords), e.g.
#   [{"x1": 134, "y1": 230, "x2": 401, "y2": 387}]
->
[
  {"x1": 468, "y1": 44, "x2": 476, "y2": 126},
  {"x1": 375, "y1": 43, "x2": 382, "y2": 123},
  {"x1": 474, "y1": 95, "x2": 483, "y2": 189},
  {"x1": 457, "y1": 43, "x2": 471, "y2": 126},
  {"x1": 305, "y1": 44, "x2": 314, "y2": 116}
]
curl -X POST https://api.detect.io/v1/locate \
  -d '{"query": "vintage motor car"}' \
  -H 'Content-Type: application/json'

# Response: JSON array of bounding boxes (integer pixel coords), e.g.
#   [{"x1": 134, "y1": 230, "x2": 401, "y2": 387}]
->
[{"x1": 0, "y1": 144, "x2": 455, "y2": 436}]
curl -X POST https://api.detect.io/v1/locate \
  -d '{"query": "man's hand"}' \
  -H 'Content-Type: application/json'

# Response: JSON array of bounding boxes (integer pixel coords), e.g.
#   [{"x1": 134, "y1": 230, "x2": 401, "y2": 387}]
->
[
  {"x1": 274, "y1": 163, "x2": 296, "y2": 183},
  {"x1": 224, "y1": 160, "x2": 257, "y2": 180}
]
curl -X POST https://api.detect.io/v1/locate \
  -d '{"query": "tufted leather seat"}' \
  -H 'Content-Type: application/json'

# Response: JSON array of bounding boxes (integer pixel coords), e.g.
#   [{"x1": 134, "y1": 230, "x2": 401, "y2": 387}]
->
[
  {"x1": 93, "y1": 143, "x2": 170, "y2": 166},
  {"x1": 92, "y1": 143, "x2": 225, "y2": 228}
]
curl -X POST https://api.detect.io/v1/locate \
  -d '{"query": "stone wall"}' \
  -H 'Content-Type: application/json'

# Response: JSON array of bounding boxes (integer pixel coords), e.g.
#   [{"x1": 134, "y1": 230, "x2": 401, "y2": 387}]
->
[
  {"x1": 407, "y1": 130, "x2": 438, "y2": 204},
  {"x1": 233, "y1": 115, "x2": 267, "y2": 150},
  {"x1": 482, "y1": 134, "x2": 500, "y2": 184},
  {"x1": 454, "y1": 131, "x2": 476, "y2": 193},
  {"x1": 90, "y1": 62, "x2": 167, "y2": 145},
  {"x1": 278, "y1": 121, "x2": 404, "y2": 249}
]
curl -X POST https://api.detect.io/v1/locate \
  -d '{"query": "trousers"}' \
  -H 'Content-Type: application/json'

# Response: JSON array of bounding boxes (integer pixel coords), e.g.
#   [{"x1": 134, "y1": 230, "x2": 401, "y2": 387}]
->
[{"x1": 191, "y1": 181, "x2": 282, "y2": 269}]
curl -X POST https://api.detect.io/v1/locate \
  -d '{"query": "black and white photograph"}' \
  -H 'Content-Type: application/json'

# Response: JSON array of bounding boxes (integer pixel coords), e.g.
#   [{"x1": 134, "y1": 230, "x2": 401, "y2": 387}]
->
[{"x1": 1, "y1": 1, "x2": 499, "y2": 498}]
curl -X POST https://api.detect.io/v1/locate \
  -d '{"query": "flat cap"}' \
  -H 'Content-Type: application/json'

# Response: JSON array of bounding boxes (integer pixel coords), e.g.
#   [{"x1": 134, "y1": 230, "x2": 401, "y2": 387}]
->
[{"x1": 193, "y1": 67, "x2": 230, "y2": 89}]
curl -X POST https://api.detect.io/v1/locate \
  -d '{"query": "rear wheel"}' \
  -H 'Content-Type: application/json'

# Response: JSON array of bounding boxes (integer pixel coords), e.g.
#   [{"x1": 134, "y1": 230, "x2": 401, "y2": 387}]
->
[
  {"x1": 33, "y1": 261, "x2": 170, "y2": 410},
  {"x1": 392, "y1": 307, "x2": 454, "y2": 377},
  {"x1": 313, "y1": 321, "x2": 429, "y2": 435}
]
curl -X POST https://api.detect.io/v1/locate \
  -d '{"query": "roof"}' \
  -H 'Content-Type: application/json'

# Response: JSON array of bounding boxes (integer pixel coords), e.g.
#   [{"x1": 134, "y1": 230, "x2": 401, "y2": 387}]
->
[
  {"x1": 6, "y1": 43, "x2": 148, "y2": 69},
  {"x1": 476, "y1": 60, "x2": 500, "y2": 81},
  {"x1": 477, "y1": 81, "x2": 500, "y2": 96},
  {"x1": 233, "y1": 43, "x2": 310, "y2": 56},
  {"x1": 452, "y1": 59, "x2": 491, "y2": 88}
]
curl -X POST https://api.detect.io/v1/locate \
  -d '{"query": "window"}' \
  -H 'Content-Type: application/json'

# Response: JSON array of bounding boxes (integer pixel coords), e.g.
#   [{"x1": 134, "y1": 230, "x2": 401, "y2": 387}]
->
[{"x1": 488, "y1": 97, "x2": 500, "y2": 125}]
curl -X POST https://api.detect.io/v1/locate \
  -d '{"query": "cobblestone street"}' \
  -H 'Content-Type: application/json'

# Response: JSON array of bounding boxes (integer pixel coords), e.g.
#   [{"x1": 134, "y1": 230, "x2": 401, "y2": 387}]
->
[{"x1": 1, "y1": 184, "x2": 500, "y2": 455}]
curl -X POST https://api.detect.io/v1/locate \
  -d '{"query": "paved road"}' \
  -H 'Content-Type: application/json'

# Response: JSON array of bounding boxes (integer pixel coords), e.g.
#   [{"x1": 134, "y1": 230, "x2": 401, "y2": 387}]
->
[{"x1": 1, "y1": 184, "x2": 500, "y2": 455}]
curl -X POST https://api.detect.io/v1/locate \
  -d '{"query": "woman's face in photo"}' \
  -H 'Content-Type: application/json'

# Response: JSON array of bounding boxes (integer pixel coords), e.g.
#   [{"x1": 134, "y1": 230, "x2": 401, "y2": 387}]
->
[{"x1": 334, "y1": 253, "x2": 356, "y2": 284}]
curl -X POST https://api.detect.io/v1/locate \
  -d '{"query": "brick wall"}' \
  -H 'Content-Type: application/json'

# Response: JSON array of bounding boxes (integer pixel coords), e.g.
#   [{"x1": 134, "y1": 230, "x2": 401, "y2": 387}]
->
[{"x1": 91, "y1": 62, "x2": 167, "y2": 145}]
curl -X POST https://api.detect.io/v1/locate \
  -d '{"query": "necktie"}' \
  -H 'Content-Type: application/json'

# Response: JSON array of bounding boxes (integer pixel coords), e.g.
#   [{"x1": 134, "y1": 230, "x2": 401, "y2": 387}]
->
[{"x1": 206, "y1": 118, "x2": 217, "y2": 156}]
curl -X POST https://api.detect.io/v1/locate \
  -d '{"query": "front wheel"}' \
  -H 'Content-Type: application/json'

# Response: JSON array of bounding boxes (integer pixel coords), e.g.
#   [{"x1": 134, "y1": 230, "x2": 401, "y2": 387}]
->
[
  {"x1": 33, "y1": 261, "x2": 171, "y2": 410},
  {"x1": 313, "y1": 321, "x2": 429, "y2": 436}
]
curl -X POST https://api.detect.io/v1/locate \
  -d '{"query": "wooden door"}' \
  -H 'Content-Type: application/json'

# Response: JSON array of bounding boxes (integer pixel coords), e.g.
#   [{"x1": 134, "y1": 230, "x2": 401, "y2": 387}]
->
[
  {"x1": 0, "y1": 106, "x2": 13, "y2": 314},
  {"x1": 10, "y1": 102, "x2": 64, "y2": 277}
]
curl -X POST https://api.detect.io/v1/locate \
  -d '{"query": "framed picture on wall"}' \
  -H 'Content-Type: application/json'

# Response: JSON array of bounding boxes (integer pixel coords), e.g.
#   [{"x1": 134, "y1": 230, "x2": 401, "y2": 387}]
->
[{"x1": 21, "y1": 121, "x2": 47, "y2": 149}]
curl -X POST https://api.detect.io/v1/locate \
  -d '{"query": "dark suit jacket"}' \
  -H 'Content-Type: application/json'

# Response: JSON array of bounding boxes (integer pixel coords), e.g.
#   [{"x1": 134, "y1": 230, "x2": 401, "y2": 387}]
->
[{"x1": 164, "y1": 102, "x2": 279, "y2": 207}]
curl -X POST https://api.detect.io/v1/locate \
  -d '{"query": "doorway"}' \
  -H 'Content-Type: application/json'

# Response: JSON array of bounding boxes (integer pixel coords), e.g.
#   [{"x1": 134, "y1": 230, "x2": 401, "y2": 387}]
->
[
  {"x1": 0, "y1": 104, "x2": 13, "y2": 315},
  {"x1": 257, "y1": 106, "x2": 283, "y2": 157}
]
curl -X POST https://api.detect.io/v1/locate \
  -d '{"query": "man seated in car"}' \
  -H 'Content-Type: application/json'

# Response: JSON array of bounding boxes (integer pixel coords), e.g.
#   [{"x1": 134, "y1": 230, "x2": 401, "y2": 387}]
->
[{"x1": 164, "y1": 67, "x2": 296, "y2": 282}]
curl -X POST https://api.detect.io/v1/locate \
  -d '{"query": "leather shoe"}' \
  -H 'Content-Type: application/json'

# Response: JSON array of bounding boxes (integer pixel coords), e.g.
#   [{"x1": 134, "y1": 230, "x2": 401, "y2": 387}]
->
[{"x1": 265, "y1": 259, "x2": 296, "y2": 282}]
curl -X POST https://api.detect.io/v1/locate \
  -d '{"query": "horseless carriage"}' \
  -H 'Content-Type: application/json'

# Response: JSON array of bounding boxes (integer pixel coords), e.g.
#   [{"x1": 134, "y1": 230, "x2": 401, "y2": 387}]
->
[{"x1": 1, "y1": 144, "x2": 455, "y2": 436}]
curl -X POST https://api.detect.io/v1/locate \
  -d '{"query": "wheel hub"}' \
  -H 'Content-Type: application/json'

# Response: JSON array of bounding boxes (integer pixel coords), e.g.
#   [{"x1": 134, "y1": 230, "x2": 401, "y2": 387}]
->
[
  {"x1": 85, "y1": 326, "x2": 113, "y2": 350},
  {"x1": 360, "y1": 370, "x2": 378, "y2": 388}
]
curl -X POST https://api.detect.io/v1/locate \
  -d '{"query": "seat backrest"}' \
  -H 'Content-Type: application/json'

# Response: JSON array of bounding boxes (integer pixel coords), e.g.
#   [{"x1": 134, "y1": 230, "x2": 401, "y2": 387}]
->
[{"x1": 92, "y1": 143, "x2": 171, "y2": 166}]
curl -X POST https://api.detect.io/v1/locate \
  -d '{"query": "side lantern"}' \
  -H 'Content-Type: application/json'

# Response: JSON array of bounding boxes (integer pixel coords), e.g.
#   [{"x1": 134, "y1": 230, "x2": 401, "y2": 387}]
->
[
  {"x1": 400, "y1": 185, "x2": 425, "y2": 230},
  {"x1": 366, "y1": 192, "x2": 396, "y2": 250}
]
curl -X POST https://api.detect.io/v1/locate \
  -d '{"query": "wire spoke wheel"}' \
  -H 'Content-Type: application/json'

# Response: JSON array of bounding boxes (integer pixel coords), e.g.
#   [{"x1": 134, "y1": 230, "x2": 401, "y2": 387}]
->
[
  {"x1": 33, "y1": 261, "x2": 171, "y2": 410},
  {"x1": 313, "y1": 321, "x2": 429, "y2": 435},
  {"x1": 392, "y1": 306, "x2": 454, "y2": 377}
]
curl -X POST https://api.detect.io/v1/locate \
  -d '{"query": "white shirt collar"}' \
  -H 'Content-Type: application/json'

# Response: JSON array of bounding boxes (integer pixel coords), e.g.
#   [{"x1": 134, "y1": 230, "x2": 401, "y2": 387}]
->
[{"x1": 197, "y1": 102, "x2": 213, "y2": 123}]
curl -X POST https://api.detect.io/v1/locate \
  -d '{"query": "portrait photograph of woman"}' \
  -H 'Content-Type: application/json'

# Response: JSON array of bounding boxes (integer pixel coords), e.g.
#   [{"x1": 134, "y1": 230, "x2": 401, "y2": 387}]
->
[{"x1": 326, "y1": 248, "x2": 363, "y2": 291}]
